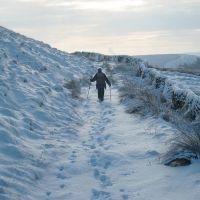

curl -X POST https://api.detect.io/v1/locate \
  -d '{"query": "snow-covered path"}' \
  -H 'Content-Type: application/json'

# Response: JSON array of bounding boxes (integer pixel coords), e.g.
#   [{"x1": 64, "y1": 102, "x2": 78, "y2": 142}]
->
[
  {"x1": 1, "y1": 26, "x2": 200, "y2": 200},
  {"x1": 30, "y1": 87, "x2": 200, "y2": 200}
]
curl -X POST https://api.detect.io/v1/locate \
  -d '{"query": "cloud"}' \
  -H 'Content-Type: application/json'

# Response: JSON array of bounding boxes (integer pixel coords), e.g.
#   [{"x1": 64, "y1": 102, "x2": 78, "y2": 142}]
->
[
  {"x1": 46, "y1": 28, "x2": 200, "y2": 55},
  {"x1": 46, "y1": 0, "x2": 146, "y2": 12},
  {"x1": 0, "y1": 0, "x2": 200, "y2": 54}
]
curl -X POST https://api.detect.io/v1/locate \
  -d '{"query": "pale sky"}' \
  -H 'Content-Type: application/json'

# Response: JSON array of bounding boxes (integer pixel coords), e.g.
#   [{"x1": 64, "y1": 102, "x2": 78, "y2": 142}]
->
[{"x1": 0, "y1": 0, "x2": 200, "y2": 55}]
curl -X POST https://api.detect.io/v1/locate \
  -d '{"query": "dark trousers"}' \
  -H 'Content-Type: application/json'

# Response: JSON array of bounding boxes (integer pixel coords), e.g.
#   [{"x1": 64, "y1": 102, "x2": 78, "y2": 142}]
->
[{"x1": 98, "y1": 87, "x2": 105, "y2": 101}]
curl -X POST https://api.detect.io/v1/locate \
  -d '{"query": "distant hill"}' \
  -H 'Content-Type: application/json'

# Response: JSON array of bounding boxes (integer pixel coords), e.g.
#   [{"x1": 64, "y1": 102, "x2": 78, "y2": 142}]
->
[{"x1": 136, "y1": 54, "x2": 200, "y2": 70}]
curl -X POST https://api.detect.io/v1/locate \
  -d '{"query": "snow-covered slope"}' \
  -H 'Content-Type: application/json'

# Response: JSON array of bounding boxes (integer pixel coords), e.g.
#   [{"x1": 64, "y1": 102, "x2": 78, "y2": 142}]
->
[
  {"x1": 0, "y1": 26, "x2": 98, "y2": 199},
  {"x1": 136, "y1": 54, "x2": 200, "y2": 69}
]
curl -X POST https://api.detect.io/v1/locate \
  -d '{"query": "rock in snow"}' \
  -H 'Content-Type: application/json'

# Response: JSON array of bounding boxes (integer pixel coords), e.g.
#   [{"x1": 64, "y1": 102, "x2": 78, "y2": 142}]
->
[{"x1": 165, "y1": 158, "x2": 191, "y2": 167}]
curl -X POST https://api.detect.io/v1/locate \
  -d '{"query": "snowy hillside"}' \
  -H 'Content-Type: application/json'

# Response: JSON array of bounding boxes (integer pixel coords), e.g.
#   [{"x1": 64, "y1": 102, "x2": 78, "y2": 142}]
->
[
  {"x1": 136, "y1": 54, "x2": 200, "y2": 70},
  {"x1": 0, "y1": 26, "x2": 97, "y2": 199},
  {"x1": 1, "y1": 27, "x2": 200, "y2": 200}
]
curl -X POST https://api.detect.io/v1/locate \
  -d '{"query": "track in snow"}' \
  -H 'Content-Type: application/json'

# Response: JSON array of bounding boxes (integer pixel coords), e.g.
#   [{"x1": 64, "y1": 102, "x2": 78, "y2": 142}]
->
[
  {"x1": 80, "y1": 88, "x2": 121, "y2": 200},
  {"x1": 30, "y1": 87, "x2": 200, "y2": 200}
]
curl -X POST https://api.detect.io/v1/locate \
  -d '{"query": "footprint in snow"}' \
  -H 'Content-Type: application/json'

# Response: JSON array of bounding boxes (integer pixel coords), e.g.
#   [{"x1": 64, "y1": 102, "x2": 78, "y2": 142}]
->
[
  {"x1": 122, "y1": 194, "x2": 129, "y2": 200},
  {"x1": 89, "y1": 153, "x2": 112, "y2": 169},
  {"x1": 91, "y1": 189, "x2": 111, "y2": 200},
  {"x1": 56, "y1": 173, "x2": 67, "y2": 180},
  {"x1": 93, "y1": 169, "x2": 112, "y2": 187},
  {"x1": 104, "y1": 134, "x2": 111, "y2": 141},
  {"x1": 69, "y1": 151, "x2": 77, "y2": 163},
  {"x1": 90, "y1": 144, "x2": 96, "y2": 149},
  {"x1": 104, "y1": 146, "x2": 111, "y2": 151},
  {"x1": 44, "y1": 143, "x2": 54, "y2": 149},
  {"x1": 46, "y1": 191, "x2": 51, "y2": 196},
  {"x1": 59, "y1": 166, "x2": 64, "y2": 171},
  {"x1": 96, "y1": 134, "x2": 111, "y2": 146},
  {"x1": 104, "y1": 110, "x2": 112, "y2": 115},
  {"x1": 91, "y1": 127, "x2": 102, "y2": 135},
  {"x1": 60, "y1": 184, "x2": 65, "y2": 189},
  {"x1": 119, "y1": 189, "x2": 129, "y2": 200},
  {"x1": 82, "y1": 141, "x2": 95, "y2": 149},
  {"x1": 90, "y1": 155, "x2": 98, "y2": 167},
  {"x1": 97, "y1": 140, "x2": 104, "y2": 147}
]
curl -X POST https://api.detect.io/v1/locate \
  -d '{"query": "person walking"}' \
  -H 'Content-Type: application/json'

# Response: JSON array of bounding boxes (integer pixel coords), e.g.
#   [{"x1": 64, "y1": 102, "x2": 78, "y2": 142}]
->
[{"x1": 90, "y1": 68, "x2": 111, "y2": 101}]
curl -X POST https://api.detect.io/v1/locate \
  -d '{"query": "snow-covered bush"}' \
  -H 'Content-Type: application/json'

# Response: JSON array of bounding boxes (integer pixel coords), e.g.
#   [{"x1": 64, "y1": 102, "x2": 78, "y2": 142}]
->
[
  {"x1": 172, "y1": 91, "x2": 186, "y2": 110},
  {"x1": 174, "y1": 131, "x2": 200, "y2": 158},
  {"x1": 119, "y1": 78, "x2": 161, "y2": 115},
  {"x1": 135, "y1": 62, "x2": 200, "y2": 122},
  {"x1": 163, "y1": 130, "x2": 200, "y2": 164},
  {"x1": 63, "y1": 79, "x2": 81, "y2": 99}
]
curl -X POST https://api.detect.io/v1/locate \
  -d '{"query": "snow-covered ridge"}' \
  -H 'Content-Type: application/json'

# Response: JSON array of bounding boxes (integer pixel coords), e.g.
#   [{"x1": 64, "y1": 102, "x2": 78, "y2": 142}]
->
[
  {"x1": 73, "y1": 51, "x2": 142, "y2": 65},
  {"x1": 77, "y1": 52, "x2": 200, "y2": 123},
  {"x1": 135, "y1": 54, "x2": 200, "y2": 69},
  {"x1": 0, "y1": 27, "x2": 96, "y2": 199},
  {"x1": 75, "y1": 51, "x2": 200, "y2": 70}
]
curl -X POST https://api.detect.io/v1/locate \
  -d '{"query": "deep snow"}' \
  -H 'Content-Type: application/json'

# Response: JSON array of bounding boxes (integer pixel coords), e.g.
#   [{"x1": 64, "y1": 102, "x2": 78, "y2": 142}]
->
[{"x1": 1, "y1": 27, "x2": 200, "y2": 200}]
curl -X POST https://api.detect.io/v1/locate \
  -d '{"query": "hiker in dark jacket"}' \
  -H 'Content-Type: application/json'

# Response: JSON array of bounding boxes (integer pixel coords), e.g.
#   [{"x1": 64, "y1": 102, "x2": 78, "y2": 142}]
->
[{"x1": 90, "y1": 68, "x2": 111, "y2": 101}]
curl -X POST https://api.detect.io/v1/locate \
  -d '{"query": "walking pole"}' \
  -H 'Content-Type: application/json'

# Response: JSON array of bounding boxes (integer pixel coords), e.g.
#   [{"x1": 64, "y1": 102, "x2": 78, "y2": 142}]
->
[
  {"x1": 87, "y1": 82, "x2": 91, "y2": 99},
  {"x1": 110, "y1": 86, "x2": 111, "y2": 101}
]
